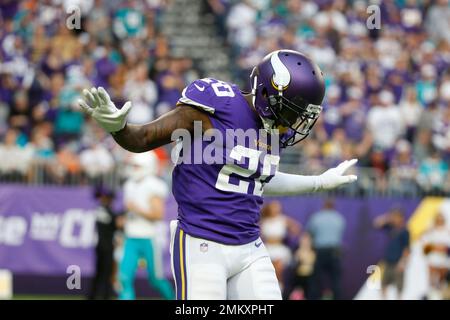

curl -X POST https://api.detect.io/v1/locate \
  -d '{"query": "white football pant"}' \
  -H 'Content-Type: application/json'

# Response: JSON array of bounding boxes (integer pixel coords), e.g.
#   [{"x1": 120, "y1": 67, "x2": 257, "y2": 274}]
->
[{"x1": 169, "y1": 220, "x2": 282, "y2": 300}]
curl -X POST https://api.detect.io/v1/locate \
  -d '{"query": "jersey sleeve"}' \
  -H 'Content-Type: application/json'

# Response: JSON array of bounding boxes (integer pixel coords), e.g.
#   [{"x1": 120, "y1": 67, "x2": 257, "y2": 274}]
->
[
  {"x1": 177, "y1": 78, "x2": 239, "y2": 133},
  {"x1": 177, "y1": 79, "x2": 217, "y2": 114}
]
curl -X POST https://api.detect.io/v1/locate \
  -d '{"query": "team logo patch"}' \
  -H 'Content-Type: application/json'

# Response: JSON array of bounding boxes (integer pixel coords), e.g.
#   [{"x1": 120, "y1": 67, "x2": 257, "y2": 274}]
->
[{"x1": 200, "y1": 242, "x2": 209, "y2": 253}]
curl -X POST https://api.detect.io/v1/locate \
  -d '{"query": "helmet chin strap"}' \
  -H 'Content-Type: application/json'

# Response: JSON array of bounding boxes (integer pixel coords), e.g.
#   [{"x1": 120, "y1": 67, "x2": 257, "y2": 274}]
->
[{"x1": 260, "y1": 116, "x2": 280, "y2": 136}]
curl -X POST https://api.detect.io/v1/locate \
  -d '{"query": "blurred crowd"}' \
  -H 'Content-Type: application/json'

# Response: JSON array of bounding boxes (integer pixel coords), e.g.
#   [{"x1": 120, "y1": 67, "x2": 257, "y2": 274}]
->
[
  {"x1": 0, "y1": 0, "x2": 450, "y2": 196},
  {"x1": 261, "y1": 199, "x2": 450, "y2": 300},
  {"x1": 0, "y1": 0, "x2": 189, "y2": 185},
  {"x1": 217, "y1": 0, "x2": 450, "y2": 196},
  {"x1": 260, "y1": 199, "x2": 349, "y2": 300}
]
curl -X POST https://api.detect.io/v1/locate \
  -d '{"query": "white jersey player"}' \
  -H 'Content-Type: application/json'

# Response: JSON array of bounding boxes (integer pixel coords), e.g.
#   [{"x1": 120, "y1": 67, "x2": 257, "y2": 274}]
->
[{"x1": 119, "y1": 151, "x2": 174, "y2": 300}]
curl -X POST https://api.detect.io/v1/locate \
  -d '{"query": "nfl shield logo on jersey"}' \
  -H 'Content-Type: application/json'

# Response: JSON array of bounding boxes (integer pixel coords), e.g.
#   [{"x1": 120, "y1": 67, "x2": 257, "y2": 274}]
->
[{"x1": 200, "y1": 242, "x2": 208, "y2": 253}]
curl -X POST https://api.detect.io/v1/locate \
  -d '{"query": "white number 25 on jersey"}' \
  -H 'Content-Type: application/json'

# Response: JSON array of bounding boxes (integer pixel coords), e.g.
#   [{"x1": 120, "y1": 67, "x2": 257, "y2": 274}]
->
[{"x1": 215, "y1": 146, "x2": 280, "y2": 196}]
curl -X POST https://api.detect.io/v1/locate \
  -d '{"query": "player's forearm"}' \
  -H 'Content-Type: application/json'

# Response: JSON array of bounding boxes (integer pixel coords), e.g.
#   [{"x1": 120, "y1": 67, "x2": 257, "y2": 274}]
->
[
  {"x1": 264, "y1": 160, "x2": 358, "y2": 195},
  {"x1": 148, "y1": 209, "x2": 163, "y2": 221},
  {"x1": 112, "y1": 122, "x2": 171, "y2": 153},
  {"x1": 138, "y1": 208, "x2": 163, "y2": 221},
  {"x1": 263, "y1": 171, "x2": 321, "y2": 195},
  {"x1": 127, "y1": 205, "x2": 162, "y2": 221},
  {"x1": 111, "y1": 105, "x2": 211, "y2": 153}
]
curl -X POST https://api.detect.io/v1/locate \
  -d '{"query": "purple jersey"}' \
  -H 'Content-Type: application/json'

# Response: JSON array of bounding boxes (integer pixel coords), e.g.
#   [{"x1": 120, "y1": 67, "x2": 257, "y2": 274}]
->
[{"x1": 172, "y1": 78, "x2": 280, "y2": 245}]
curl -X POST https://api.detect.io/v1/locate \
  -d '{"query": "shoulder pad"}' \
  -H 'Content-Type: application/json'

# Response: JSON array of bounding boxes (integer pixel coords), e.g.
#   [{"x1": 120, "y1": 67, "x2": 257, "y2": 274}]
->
[{"x1": 178, "y1": 78, "x2": 237, "y2": 114}]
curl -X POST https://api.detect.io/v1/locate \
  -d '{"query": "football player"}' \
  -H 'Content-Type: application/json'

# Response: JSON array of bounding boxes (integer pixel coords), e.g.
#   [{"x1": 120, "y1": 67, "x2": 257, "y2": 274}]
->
[
  {"x1": 119, "y1": 151, "x2": 174, "y2": 300},
  {"x1": 79, "y1": 50, "x2": 358, "y2": 300}
]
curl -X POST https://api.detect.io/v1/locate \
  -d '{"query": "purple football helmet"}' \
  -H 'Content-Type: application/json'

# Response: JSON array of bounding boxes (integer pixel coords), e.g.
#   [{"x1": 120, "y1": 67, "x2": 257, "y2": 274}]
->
[{"x1": 250, "y1": 50, "x2": 325, "y2": 147}]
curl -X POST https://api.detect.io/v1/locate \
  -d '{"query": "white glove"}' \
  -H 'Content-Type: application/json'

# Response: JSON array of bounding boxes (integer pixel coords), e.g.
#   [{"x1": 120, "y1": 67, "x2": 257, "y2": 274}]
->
[
  {"x1": 264, "y1": 159, "x2": 358, "y2": 195},
  {"x1": 78, "y1": 87, "x2": 132, "y2": 133},
  {"x1": 317, "y1": 159, "x2": 358, "y2": 191}
]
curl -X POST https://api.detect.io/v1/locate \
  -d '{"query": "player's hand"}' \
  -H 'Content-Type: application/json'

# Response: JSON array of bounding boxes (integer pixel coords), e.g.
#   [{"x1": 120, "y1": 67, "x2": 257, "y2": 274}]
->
[
  {"x1": 78, "y1": 87, "x2": 132, "y2": 133},
  {"x1": 317, "y1": 159, "x2": 358, "y2": 190}
]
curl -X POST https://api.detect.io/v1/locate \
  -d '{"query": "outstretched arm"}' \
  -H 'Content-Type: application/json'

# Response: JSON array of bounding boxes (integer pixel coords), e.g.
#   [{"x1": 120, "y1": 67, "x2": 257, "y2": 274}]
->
[
  {"x1": 78, "y1": 87, "x2": 212, "y2": 153},
  {"x1": 111, "y1": 106, "x2": 211, "y2": 153},
  {"x1": 264, "y1": 159, "x2": 358, "y2": 195},
  {"x1": 126, "y1": 196, "x2": 165, "y2": 221}
]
